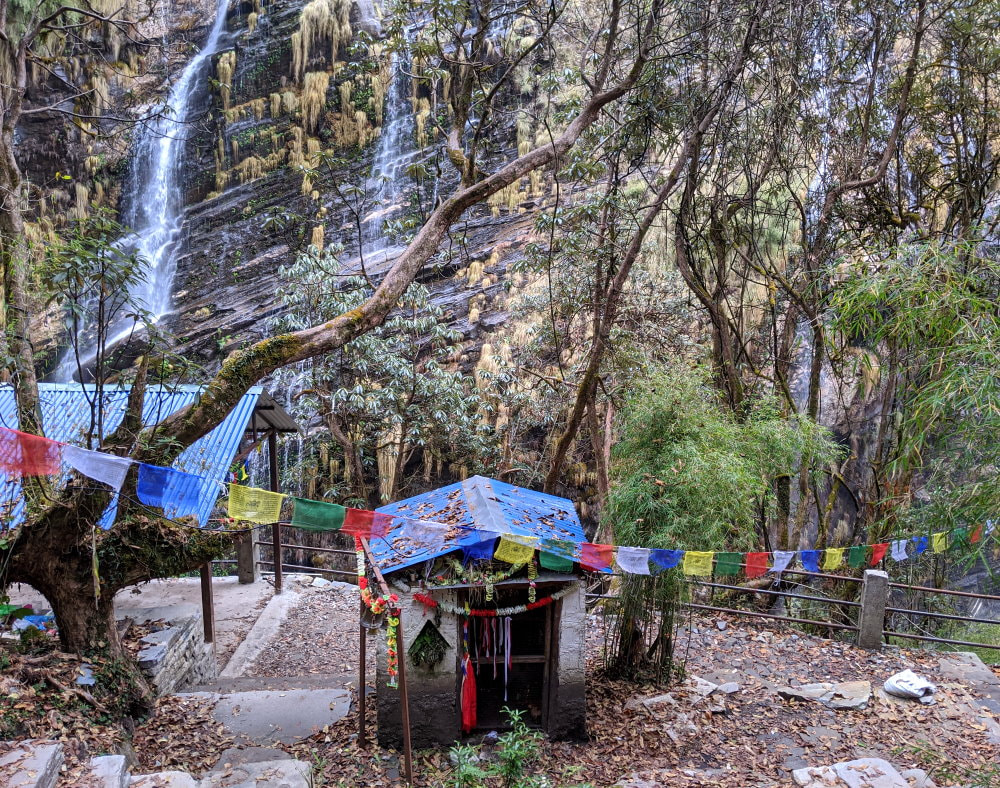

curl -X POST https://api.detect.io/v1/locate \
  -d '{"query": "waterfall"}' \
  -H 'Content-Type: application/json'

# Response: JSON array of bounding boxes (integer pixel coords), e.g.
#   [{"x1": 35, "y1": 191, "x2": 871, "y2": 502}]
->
[
  {"x1": 357, "y1": 49, "x2": 417, "y2": 272},
  {"x1": 54, "y1": 0, "x2": 230, "y2": 382}
]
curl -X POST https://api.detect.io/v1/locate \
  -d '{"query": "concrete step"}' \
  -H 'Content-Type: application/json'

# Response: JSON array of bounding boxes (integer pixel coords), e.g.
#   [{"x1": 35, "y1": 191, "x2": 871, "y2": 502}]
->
[
  {"x1": 186, "y1": 673, "x2": 356, "y2": 693},
  {"x1": 176, "y1": 683, "x2": 353, "y2": 745},
  {"x1": 0, "y1": 740, "x2": 64, "y2": 788},
  {"x1": 90, "y1": 754, "x2": 129, "y2": 788},
  {"x1": 130, "y1": 759, "x2": 312, "y2": 788}
]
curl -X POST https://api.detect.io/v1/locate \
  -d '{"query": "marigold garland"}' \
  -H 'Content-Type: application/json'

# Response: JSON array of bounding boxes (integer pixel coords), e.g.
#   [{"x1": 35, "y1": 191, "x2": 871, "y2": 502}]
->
[
  {"x1": 412, "y1": 584, "x2": 575, "y2": 617},
  {"x1": 355, "y1": 536, "x2": 400, "y2": 687}
]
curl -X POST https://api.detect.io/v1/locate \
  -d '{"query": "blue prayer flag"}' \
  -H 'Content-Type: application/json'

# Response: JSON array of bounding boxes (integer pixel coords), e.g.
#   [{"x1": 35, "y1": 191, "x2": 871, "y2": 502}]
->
[
  {"x1": 911, "y1": 535, "x2": 928, "y2": 555},
  {"x1": 462, "y1": 537, "x2": 497, "y2": 564},
  {"x1": 800, "y1": 550, "x2": 821, "y2": 573},
  {"x1": 137, "y1": 463, "x2": 211, "y2": 523},
  {"x1": 650, "y1": 549, "x2": 684, "y2": 573}
]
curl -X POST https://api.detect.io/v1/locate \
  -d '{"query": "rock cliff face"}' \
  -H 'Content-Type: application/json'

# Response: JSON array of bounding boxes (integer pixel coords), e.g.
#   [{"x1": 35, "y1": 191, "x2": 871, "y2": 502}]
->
[{"x1": 22, "y1": 0, "x2": 543, "y2": 380}]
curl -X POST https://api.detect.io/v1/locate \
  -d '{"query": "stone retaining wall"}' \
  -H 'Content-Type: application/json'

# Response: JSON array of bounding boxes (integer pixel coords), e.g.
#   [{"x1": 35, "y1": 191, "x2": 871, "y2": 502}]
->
[{"x1": 136, "y1": 614, "x2": 217, "y2": 696}]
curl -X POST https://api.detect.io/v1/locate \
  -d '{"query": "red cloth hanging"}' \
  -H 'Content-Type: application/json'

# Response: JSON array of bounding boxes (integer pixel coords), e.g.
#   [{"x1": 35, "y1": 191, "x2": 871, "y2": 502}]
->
[
  {"x1": 970, "y1": 524, "x2": 983, "y2": 544},
  {"x1": 870, "y1": 542, "x2": 889, "y2": 565},
  {"x1": 461, "y1": 654, "x2": 477, "y2": 733},
  {"x1": 0, "y1": 427, "x2": 62, "y2": 478},
  {"x1": 745, "y1": 552, "x2": 768, "y2": 578},
  {"x1": 342, "y1": 508, "x2": 394, "y2": 538},
  {"x1": 580, "y1": 542, "x2": 613, "y2": 571}
]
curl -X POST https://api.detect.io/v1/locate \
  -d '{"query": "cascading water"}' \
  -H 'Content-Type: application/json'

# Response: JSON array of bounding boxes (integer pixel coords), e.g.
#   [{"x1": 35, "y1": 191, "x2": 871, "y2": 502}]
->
[
  {"x1": 357, "y1": 49, "x2": 418, "y2": 272},
  {"x1": 55, "y1": 0, "x2": 230, "y2": 381}
]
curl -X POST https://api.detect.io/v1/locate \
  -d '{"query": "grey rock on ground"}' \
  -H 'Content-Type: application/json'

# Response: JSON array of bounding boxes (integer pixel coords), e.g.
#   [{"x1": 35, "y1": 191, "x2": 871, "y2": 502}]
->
[
  {"x1": 777, "y1": 680, "x2": 872, "y2": 710},
  {"x1": 90, "y1": 754, "x2": 129, "y2": 788},
  {"x1": 793, "y1": 758, "x2": 939, "y2": 788},
  {"x1": 0, "y1": 740, "x2": 64, "y2": 788}
]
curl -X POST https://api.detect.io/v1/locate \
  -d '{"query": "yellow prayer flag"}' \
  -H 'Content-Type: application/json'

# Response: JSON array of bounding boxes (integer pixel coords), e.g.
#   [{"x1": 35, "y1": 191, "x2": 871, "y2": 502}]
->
[
  {"x1": 494, "y1": 536, "x2": 537, "y2": 564},
  {"x1": 822, "y1": 547, "x2": 845, "y2": 570},
  {"x1": 228, "y1": 484, "x2": 285, "y2": 523},
  {"x1": 682, "y1": 550, "x2": 714, "y2": 576},
  {"x1": 931, "y1": 531, "x2": 948, "y2": 553}
]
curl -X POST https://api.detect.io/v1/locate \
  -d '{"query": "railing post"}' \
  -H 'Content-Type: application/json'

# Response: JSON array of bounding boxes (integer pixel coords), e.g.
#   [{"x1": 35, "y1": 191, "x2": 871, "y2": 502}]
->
[
  {"x1": 268, "y1": 431, "x2": 282, "y2": 594},
  {"x1": 236, "y1": 530, "x2": 260, "y2": 584},
  {"x1": 272, "y1": 522, "x2": 283, "y2": 594},
  {"x1": 200, "y1": 562, "x2": 216, "y2": 645},
  {"x1": 857, "y1": 569, "x2": 889, "y2": 649}
]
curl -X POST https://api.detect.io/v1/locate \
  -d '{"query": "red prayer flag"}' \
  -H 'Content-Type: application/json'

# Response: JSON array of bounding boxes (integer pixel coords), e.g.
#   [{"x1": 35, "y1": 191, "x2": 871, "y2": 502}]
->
[
  {"x1": 970, "y1": 524, "x2": 983, "y2": 544},
  {"x1": 372, "y1": 512, "x2": 393, "y2": 539},
  {"x1": 870, "y1": 542, "x2": 889, "y2": 565},
  {"x1": 0, "y1": 427, "x2": 62, "y2": 477},
  {"x1": 580, "y1": 542, "x2": 613, "y2": 571},
  {"x1": 745, "y1": 552, "x2": 768, "y2": 578},
  {"x1": 342, "y1": 508, "x2": 374, "y2": 537}
]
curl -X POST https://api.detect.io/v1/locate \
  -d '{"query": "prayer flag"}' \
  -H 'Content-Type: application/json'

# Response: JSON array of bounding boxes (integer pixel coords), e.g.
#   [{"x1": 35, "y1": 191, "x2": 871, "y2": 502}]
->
[
  {"x1": 63, "y1": 444, "x2": 132, "y2": 491},
  {"x1": 970, "y1": 524, "x2": 983, "y2": 544},
  {"x1": 682, "y1": 551, "x2": 714, "y2": 576},
  {"x1": 986, "y1": 520, "x2": 995, "y2": 536},
  {"x1": 931, "y1": 532, "x2": 947, "y2": 553},
  {"x1": 538, "y1": 538, "x2": 575, "y2": 572},
  {"x1": 342, "y1": 508, "x2": 393, "y2": 539},
  {"x1": 580, "y1": 543, "x2": 613, "y2": 572},
  {"x1": 715, "y1": 552, "x2": 743, "y2": 577},
  {"x1": 951, "y1": 527, "x2": 970, "y2": 548},
  {"x1": 745, "y1": 552, "x2": 769, "y2": 578},
  {"x1": 870, "y1": 542, "x2": 889, "y2": 565},
  {"x1": 650, "y1": 549, "x2": 683, "y2": 573},
  {"x1": 400, "y1": 519, "x2": 448, "y2": 551},
  {"x1": 890, "y1": 539, "x2": 908, "y2": 562},
  {"x1": 911, "y1": 535, "x2": 928, "y2": 555},
  {"x1": 463, "y1": 537, "x2": 497, "y2": 563},
  {"x1": 228, "y1": 484, "x2": 285, "y2": 523},
  {"x1": 290, "y1": 498, "x2": 345, "y2": 531},
  {"x1": 539, "y1": 552, "x2": 575, "y2": 572},
  {"x1": 847, "y1": 545, "x2": 868, "y2": 568},
  {"x1": 822, "y1": 548, "x2": 845, "y2": 570},
  {"x1": 770, "y1": 550, "x2": 795, "y2": 574},
  {"x1": 615, "y1": 547, "x2": 651, "y2": 575},
  {"x1": 138, "y1": 464, "x2": 210, "y2": 521},
  {"x1": 0, "y1": 427, "x2": 62, "y2": 477},
  {"x1": 494, "y1": 536, "x2": 536, "y2": 564},
  {"x1": 800, "y1": 550, "x2": 821, "y2": 573}
]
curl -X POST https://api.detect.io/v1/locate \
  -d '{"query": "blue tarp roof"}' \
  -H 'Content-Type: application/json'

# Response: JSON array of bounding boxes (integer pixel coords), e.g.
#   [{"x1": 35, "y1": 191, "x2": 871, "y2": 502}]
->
[
  {"x1": 371, "y1": 475, "x2": 586, "y2": 574},
  {"x1": 0, "y1": 383, "x2": 268, "y2": 529}
]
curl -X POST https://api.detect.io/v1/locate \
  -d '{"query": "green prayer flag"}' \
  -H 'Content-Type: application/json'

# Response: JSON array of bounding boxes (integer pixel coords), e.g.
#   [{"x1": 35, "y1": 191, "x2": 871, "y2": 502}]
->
[
  {"x1": 290, "y1": 497, "x2": 346, "y2": 531},
  {"x1": 539, "y1": 552, "x2": 575, "y2": 572},
  {"x1": 847, "y1": 545, "x2": 868, "y2": 569},
  {"x1": 951, "y1": 526, "x2": 970, "y2": 548},
  {"x1": 715, "y1": 552, "x2": 742, "y2": 576},
  {"x1": 539, "y1": 538, "x2": 575, "y2": 572}
]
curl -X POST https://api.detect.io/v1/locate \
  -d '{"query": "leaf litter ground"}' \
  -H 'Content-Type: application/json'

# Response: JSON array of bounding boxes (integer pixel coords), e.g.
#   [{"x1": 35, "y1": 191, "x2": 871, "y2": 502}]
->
[{"x1": 4, "y1": 581, "x2": 998, "y2": 786}]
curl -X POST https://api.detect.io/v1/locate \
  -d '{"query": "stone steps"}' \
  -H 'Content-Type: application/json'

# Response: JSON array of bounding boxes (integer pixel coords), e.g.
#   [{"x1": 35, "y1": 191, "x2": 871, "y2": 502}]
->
[
  {"x1": 186, "y1": 673, "x2": 357, "y2": 693},
  {"x1": 0, "y1": 742, "x2": 313, "y2": 788}
]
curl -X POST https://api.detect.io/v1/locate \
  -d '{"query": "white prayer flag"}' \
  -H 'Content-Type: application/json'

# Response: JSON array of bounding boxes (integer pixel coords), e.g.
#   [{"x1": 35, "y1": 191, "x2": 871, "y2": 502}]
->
[
  {"x1": 615, "y1": 546, "x2": 651, "y2": 575},
  {"x1": 63, "y1": 444, "x2": 132, "y2": 491},
  {"x1": 400, "y1": 518, "x2": 448, "y2": 551},
  {"x1": 769, "y1": 550, "x2": 795, "y2": 574},
  {"x1": 890, "y1": 539, "x2": 908, "y2": 562}
]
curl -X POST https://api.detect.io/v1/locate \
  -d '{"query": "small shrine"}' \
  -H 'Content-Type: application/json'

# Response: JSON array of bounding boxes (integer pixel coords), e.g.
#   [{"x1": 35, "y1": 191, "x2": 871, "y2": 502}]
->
[{"x1": 366, "y1": 476, "x2": 588, "y2": 748}]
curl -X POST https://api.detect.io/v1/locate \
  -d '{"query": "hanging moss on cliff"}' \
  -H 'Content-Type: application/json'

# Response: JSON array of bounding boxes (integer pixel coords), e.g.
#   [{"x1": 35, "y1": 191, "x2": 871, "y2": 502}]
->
[{"x1": 290, "y1": 0, "x2": 352, "y2": 82}]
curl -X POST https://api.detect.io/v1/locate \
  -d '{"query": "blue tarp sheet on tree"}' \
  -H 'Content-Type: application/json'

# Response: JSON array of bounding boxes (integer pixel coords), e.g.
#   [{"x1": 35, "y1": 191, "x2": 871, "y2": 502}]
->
[
  {"x1": 0, "y1": 383, "x2": 264, "y2": 530},
  {"x1": 370, "y1": 475, "x2": 587, "y2": 574}
]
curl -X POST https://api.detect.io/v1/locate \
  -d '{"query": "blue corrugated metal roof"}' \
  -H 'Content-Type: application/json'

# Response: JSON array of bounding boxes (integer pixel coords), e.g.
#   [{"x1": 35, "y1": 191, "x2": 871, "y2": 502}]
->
[
  {"x1": 0, "y1": 383, "x2": 265, "y2": 529},
  {"x1": 371, "y1": 475, "x2": 586, "y2": 573}
]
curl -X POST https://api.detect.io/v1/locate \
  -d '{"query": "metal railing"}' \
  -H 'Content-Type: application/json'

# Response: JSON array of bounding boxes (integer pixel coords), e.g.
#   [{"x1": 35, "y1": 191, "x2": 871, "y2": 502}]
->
[{"x1": 587, "y1": 568, "x2": 1000, "y2": 654}]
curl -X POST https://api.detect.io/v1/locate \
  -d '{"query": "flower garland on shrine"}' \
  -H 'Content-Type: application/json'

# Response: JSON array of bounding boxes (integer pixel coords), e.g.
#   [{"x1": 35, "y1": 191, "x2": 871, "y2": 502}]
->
[
  {"x1": 424, "y1": 557, "x2": 527, "y2": 600},
  {"x1": 412, "y1": 584, "x2": 575, "y2": 618},
  {"x1": 355, "y1": 536, "x2": 400, "y2": 688}
]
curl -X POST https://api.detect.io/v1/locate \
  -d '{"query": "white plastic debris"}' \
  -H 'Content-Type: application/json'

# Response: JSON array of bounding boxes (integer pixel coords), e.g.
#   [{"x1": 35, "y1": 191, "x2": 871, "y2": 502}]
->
[{"x1": 884, "y1": 669, "x2": 937, "y2": 704}]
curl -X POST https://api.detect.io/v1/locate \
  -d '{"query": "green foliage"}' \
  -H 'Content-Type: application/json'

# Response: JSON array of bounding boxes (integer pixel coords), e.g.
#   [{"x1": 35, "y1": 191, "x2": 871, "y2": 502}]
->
[
  {"x1": 447, "y1": 708, "x2": 563, "y2": 788},
  {"x1": 830, "y1": 242, "x2": 1000, "y2": 533},
  {"x1": 272, "y1": 246, "x2": 498, "y2": 502},
  {"x1": 605, "y1": 364, "x2": 839, "y2": 551}
]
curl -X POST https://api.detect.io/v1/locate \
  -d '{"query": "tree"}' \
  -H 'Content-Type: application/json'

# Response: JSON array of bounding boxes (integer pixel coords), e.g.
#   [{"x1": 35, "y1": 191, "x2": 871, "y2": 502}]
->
[
  {"x1": 272, "y1": 245, "x2": 497, "y2": 507},
  {"x1": 1, "y1": 0, "x2": 667, "y2": 661}
]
